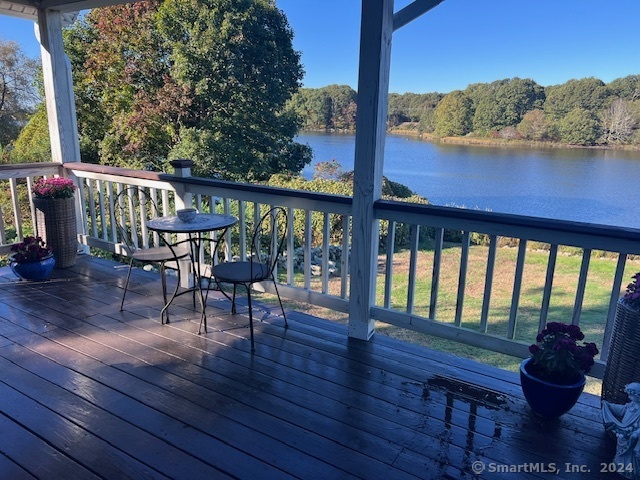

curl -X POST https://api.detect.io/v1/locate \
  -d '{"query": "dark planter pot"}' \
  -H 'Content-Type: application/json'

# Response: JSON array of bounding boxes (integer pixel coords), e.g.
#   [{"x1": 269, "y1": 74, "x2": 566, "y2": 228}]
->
[
  {"x1": 33, "y1": 196, "x2": 77, "y2": 268},
  {"x1": 520, "y1": 358, "x2": 586, "y2": 418},
  {"x1": 10, "y1": 254, "x2": 56, "y2": 281}
]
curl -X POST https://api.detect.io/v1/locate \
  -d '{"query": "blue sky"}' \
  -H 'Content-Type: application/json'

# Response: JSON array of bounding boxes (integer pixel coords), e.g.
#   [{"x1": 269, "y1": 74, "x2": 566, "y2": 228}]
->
[{"x1": 2, "y1": 0, "x2": 640, "y2": 94}]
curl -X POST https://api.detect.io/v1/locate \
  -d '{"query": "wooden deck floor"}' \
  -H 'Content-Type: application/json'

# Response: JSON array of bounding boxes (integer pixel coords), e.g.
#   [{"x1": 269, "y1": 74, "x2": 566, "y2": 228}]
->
[{"x1": 0, "y1": 254, "x2": 618, "y2": 479}]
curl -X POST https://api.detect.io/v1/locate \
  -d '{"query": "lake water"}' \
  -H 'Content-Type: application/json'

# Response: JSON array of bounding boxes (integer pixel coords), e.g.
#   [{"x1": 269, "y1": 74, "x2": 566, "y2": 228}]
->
[{"x1": 297, "y1": 132, "x2": 640, "y2": 230}]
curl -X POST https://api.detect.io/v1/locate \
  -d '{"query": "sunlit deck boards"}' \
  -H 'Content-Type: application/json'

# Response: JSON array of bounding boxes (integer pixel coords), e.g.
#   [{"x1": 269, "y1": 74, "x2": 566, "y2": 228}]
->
[{"x1": 0, "y1": 255, "x2": 617, "y2": 479}]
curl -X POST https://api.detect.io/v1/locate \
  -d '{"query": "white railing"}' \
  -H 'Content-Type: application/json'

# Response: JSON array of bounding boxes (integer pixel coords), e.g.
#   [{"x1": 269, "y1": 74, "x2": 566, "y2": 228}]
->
[
  {"x1": 374, "y1": 200, "x2": 640, "y2": 377},
  {"x1": 0, "y1": 162, "x2": 65, "y2": 255},
  {"x1": 3, "y1": 161, "x2": 639, "y2": 378},
  {"x1": 67, "y1": 162, "x2": 353, "y2": 314}
]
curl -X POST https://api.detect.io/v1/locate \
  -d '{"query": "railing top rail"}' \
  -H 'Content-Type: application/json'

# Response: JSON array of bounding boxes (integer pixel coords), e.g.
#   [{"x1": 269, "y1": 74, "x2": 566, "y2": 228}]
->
[
  {"x1": 375, "y1": 199, "x2": 640, "y2": 253},
  {"x1": 171, "y1": 174, "x2": 352, "y2": 211},
  {"x1": 64, "y1": 162, "x2": 169, "y2": 182},
  {"x1": 0, "y1": 162, "x2": 62, "y2": 179},
  {"x1": 65, "y1": 162, "x2": 353, "y2": 213}
]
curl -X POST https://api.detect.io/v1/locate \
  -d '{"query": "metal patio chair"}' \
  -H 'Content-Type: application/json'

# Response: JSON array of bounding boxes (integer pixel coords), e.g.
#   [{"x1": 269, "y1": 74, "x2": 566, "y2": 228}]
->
[
  {"x1": 210, "y1": 206, "x2": 288, "y2": 351},
  {"x1": 114, "y1": 187, "x2": 190, "y2": 316}
]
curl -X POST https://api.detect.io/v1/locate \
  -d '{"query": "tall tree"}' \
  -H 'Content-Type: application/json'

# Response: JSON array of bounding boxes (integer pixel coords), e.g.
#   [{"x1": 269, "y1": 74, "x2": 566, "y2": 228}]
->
[
  {"x1": 159, "y1": 0, "x2": 310, "y2": 180},
  {"x1": 287, "y1": 85, "x2": 356, "y2": 131},
  {"x1": 0, "y1": 39, "x2": 40, "y2": 148},
  {"x1": 557, "y1": 107, "x2": 600, "y2": 145},
  {"x1": 607, "y1": 75, "x2": 640, "y2": 101},
  {"x1": 472, "y1": 78, "x2": 544, "y2": 131},
  {"x1": 471, "y1": 79, "x2": 506, "y2": 132},
  {"x1": 544, "y1": 77, "x2": 609, "y2": 120},
  {"x1": 434, "y1": 90, "x2": 473, "y2": 137},
  {"x1": 10, "y1": 104, "x2": 51, "y2": 163},
  {"x1": 65, "y1": 0, "x2": 311, "y2": 181},
  {"x1": 322, "y1": 84, "x2": 357, "y2": 130}
]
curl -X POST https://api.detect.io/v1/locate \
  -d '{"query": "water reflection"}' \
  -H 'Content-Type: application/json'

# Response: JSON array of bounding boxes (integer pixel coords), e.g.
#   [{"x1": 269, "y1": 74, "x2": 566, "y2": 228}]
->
[{"x1": 424, "y1": 375, "x2": 506, "y2": 475}]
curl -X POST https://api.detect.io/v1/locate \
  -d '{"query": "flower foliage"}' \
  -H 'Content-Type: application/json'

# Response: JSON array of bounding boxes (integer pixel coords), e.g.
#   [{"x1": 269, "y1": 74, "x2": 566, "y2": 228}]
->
[
  {"x1": 528, "y1": 322, "x2": 599, "y2": 384},
  {"x1": 32, "y1": 177, "x2": 77, "y2": 199},
  {"x1": 10, "y1": 236, "x2": 52, "y2": 262},
  {"x1": 623, "y1": 272, "x2": 640, "y2": 308}
]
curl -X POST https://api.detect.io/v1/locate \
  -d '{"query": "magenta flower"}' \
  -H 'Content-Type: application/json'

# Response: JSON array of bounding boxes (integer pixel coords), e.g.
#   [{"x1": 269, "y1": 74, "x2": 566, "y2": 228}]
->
[
  {"x1": 528, "y1": 322, "x2": 598, "y2": 384},
  {"x1": 10, "y1": 236, "x2": 52, "y2": 262},
  {"x1": 33, "y1": 177, "x2": 77, "y2": 199},
  {"x1": 624, "y1": 272, "x2": 640, "y2": 306}
]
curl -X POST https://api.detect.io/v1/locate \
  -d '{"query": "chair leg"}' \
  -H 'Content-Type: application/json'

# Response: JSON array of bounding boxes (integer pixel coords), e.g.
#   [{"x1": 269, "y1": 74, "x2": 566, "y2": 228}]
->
[
  {"x1": 272, "y1": 278, "x2": 288, "y2": 328},
  {"x1": 160, "y1": 263, "x2": 169, "y2": 325},
  {"x1": 120, "y1": 260, "x2": 135, "y2": 311},
  {"x1": 247, "y1": 286, "x2": 255, "y2": 352},
  {"x1": 231, "y1": 284, "x2": 238, "y2": 314},
  {"x1": 160, "y1": 263, "x2": 168, "y2": 304}
]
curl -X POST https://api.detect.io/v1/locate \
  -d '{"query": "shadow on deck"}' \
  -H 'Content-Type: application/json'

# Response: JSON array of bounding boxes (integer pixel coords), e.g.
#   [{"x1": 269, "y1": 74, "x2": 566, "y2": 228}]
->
[{"x1": 0, "y1": 254, "x2": 618, "y2": 479}]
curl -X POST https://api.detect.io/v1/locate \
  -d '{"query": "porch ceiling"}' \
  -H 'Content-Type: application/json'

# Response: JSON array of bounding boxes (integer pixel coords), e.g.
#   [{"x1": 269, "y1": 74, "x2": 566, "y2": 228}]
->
[{"x1": 0, "y1": 0, "x2": 129, "y2": 19}]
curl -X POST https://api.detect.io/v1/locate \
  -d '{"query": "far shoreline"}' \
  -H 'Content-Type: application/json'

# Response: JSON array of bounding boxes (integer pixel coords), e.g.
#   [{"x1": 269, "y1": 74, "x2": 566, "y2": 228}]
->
[{"x1": 300, "y1": 127, "x2": 640, "y2": 152}]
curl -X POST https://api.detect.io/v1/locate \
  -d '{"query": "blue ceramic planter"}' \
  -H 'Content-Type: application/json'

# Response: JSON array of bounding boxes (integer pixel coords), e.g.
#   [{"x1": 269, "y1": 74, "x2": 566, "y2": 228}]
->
[
  {"x1": 10, "y1": 254, "x2": 56, "y2": 281},
  {"x1": 520, "y1": 358, "x2": 586, "y2": 418}
]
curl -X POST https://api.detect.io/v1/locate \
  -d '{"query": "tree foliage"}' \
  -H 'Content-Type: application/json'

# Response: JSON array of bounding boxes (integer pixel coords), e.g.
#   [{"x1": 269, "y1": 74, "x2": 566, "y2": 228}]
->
[
  {"x1": 434, "y1": 90, "x2": 473, "y2": 137},
  {"x1": 517, "y1": 109, "x2": 555, "y2": 141},
  {"x1": 544, "y1": 77, "x2": 609, "y2": 120},
  {"x1": 267, "y1": 162, "x2": 428, "y2": 248},
  {"x1": 286, "y1": 85, "x2": 357, "y2": 131},
  {"x1": 557, "y1": 107, "x2": 601, "y2": 145},
  {"x1": 0, "y1": 39, "x2": 40, "y2": 148},
  {"x1": 388, "y1": 92, "x2": 443, "y2": 131},
  {"x1": 63, "y1": 0, "x2": 311, "y2": 181},
  {"x1": 287, "y1": 87, "x2": 444, "y2": 133},
  {"x1": 291, "y1": 74, "x2": 640, "y2": 146},
  {"x1": 604, "y1": 75, "x2": 640, "y2": 101},
  {"x1": 10, "y1": 104, "x2": 51, "y2": 163},
  {"x1": 472, "y1": 78, "x2": 545, "y2": 131}
]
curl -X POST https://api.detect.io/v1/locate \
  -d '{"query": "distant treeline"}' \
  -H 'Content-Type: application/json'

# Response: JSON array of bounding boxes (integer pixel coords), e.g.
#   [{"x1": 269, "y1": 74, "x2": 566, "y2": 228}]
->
[{"x1": 286, "y1": 75, "x2": 640, "y2": 146}]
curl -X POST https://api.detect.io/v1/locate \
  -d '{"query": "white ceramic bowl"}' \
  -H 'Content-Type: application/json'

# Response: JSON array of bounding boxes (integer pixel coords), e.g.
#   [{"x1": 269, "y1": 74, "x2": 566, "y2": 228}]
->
[{"x1": 176, "y1": 208, "x2": 197, "y2": 223}]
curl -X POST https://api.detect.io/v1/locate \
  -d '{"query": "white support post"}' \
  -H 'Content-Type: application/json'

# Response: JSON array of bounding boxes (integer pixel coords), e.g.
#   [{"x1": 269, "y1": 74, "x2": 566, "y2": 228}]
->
[
  {"x1": 36, "y1": 10, "x2": 86, "y2": 254},
  {"x1": 348, "y1": 0, "x2": 394, "y2": 340},
  {"x1": 36, "y1": 10, "x2": 81, "y2": 166}
]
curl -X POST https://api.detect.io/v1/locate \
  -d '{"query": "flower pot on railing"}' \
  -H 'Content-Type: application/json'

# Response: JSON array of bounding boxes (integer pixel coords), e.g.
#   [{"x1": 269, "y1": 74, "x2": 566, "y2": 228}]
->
[{"x1": 32, "y1": 178, "x2": 78, "y2": 268}]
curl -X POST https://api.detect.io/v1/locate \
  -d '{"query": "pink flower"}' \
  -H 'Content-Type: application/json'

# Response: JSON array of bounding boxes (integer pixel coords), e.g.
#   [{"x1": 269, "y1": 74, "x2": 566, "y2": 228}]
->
[{"x1": 33, "y1": 177, "x2": 77, "y2": 199}]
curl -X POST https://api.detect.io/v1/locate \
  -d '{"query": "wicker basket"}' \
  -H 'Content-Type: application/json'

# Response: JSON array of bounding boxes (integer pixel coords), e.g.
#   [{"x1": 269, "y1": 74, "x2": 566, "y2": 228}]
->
[
  {"x1": 34, "y1": 196, "x2": 77, "y2": 268},
  {"x1": 601, "y1": 298, "x2": 640, "y2": 405}
]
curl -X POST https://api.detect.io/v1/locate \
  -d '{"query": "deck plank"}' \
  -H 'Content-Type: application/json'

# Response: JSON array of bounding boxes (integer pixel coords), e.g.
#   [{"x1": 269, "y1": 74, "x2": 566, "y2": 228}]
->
[
  {"x1": 0, "y1": 414, "x2": 81, "y2": 480},
  {"x1": 0, "y1": 256, "x2": 619, "y2": 479},
  {"x1": 0, "y1": 346, "x2": 233, "y2": 480}
]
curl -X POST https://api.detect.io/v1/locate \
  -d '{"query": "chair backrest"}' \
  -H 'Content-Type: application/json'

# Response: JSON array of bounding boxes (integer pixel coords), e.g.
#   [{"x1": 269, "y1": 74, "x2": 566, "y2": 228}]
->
[
  {"x1": 113, "y1": 187, "x2": 163, "y2": 255},
  {"x1": 250, "y1": 206, "x2": 288, "y2": 279}
]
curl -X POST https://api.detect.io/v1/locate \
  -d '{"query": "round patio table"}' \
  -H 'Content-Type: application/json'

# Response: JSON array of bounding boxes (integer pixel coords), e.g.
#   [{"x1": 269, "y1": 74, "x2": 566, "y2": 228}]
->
[{"x1": 147, "y1": 213, "x2": 238, "y2": 333}]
